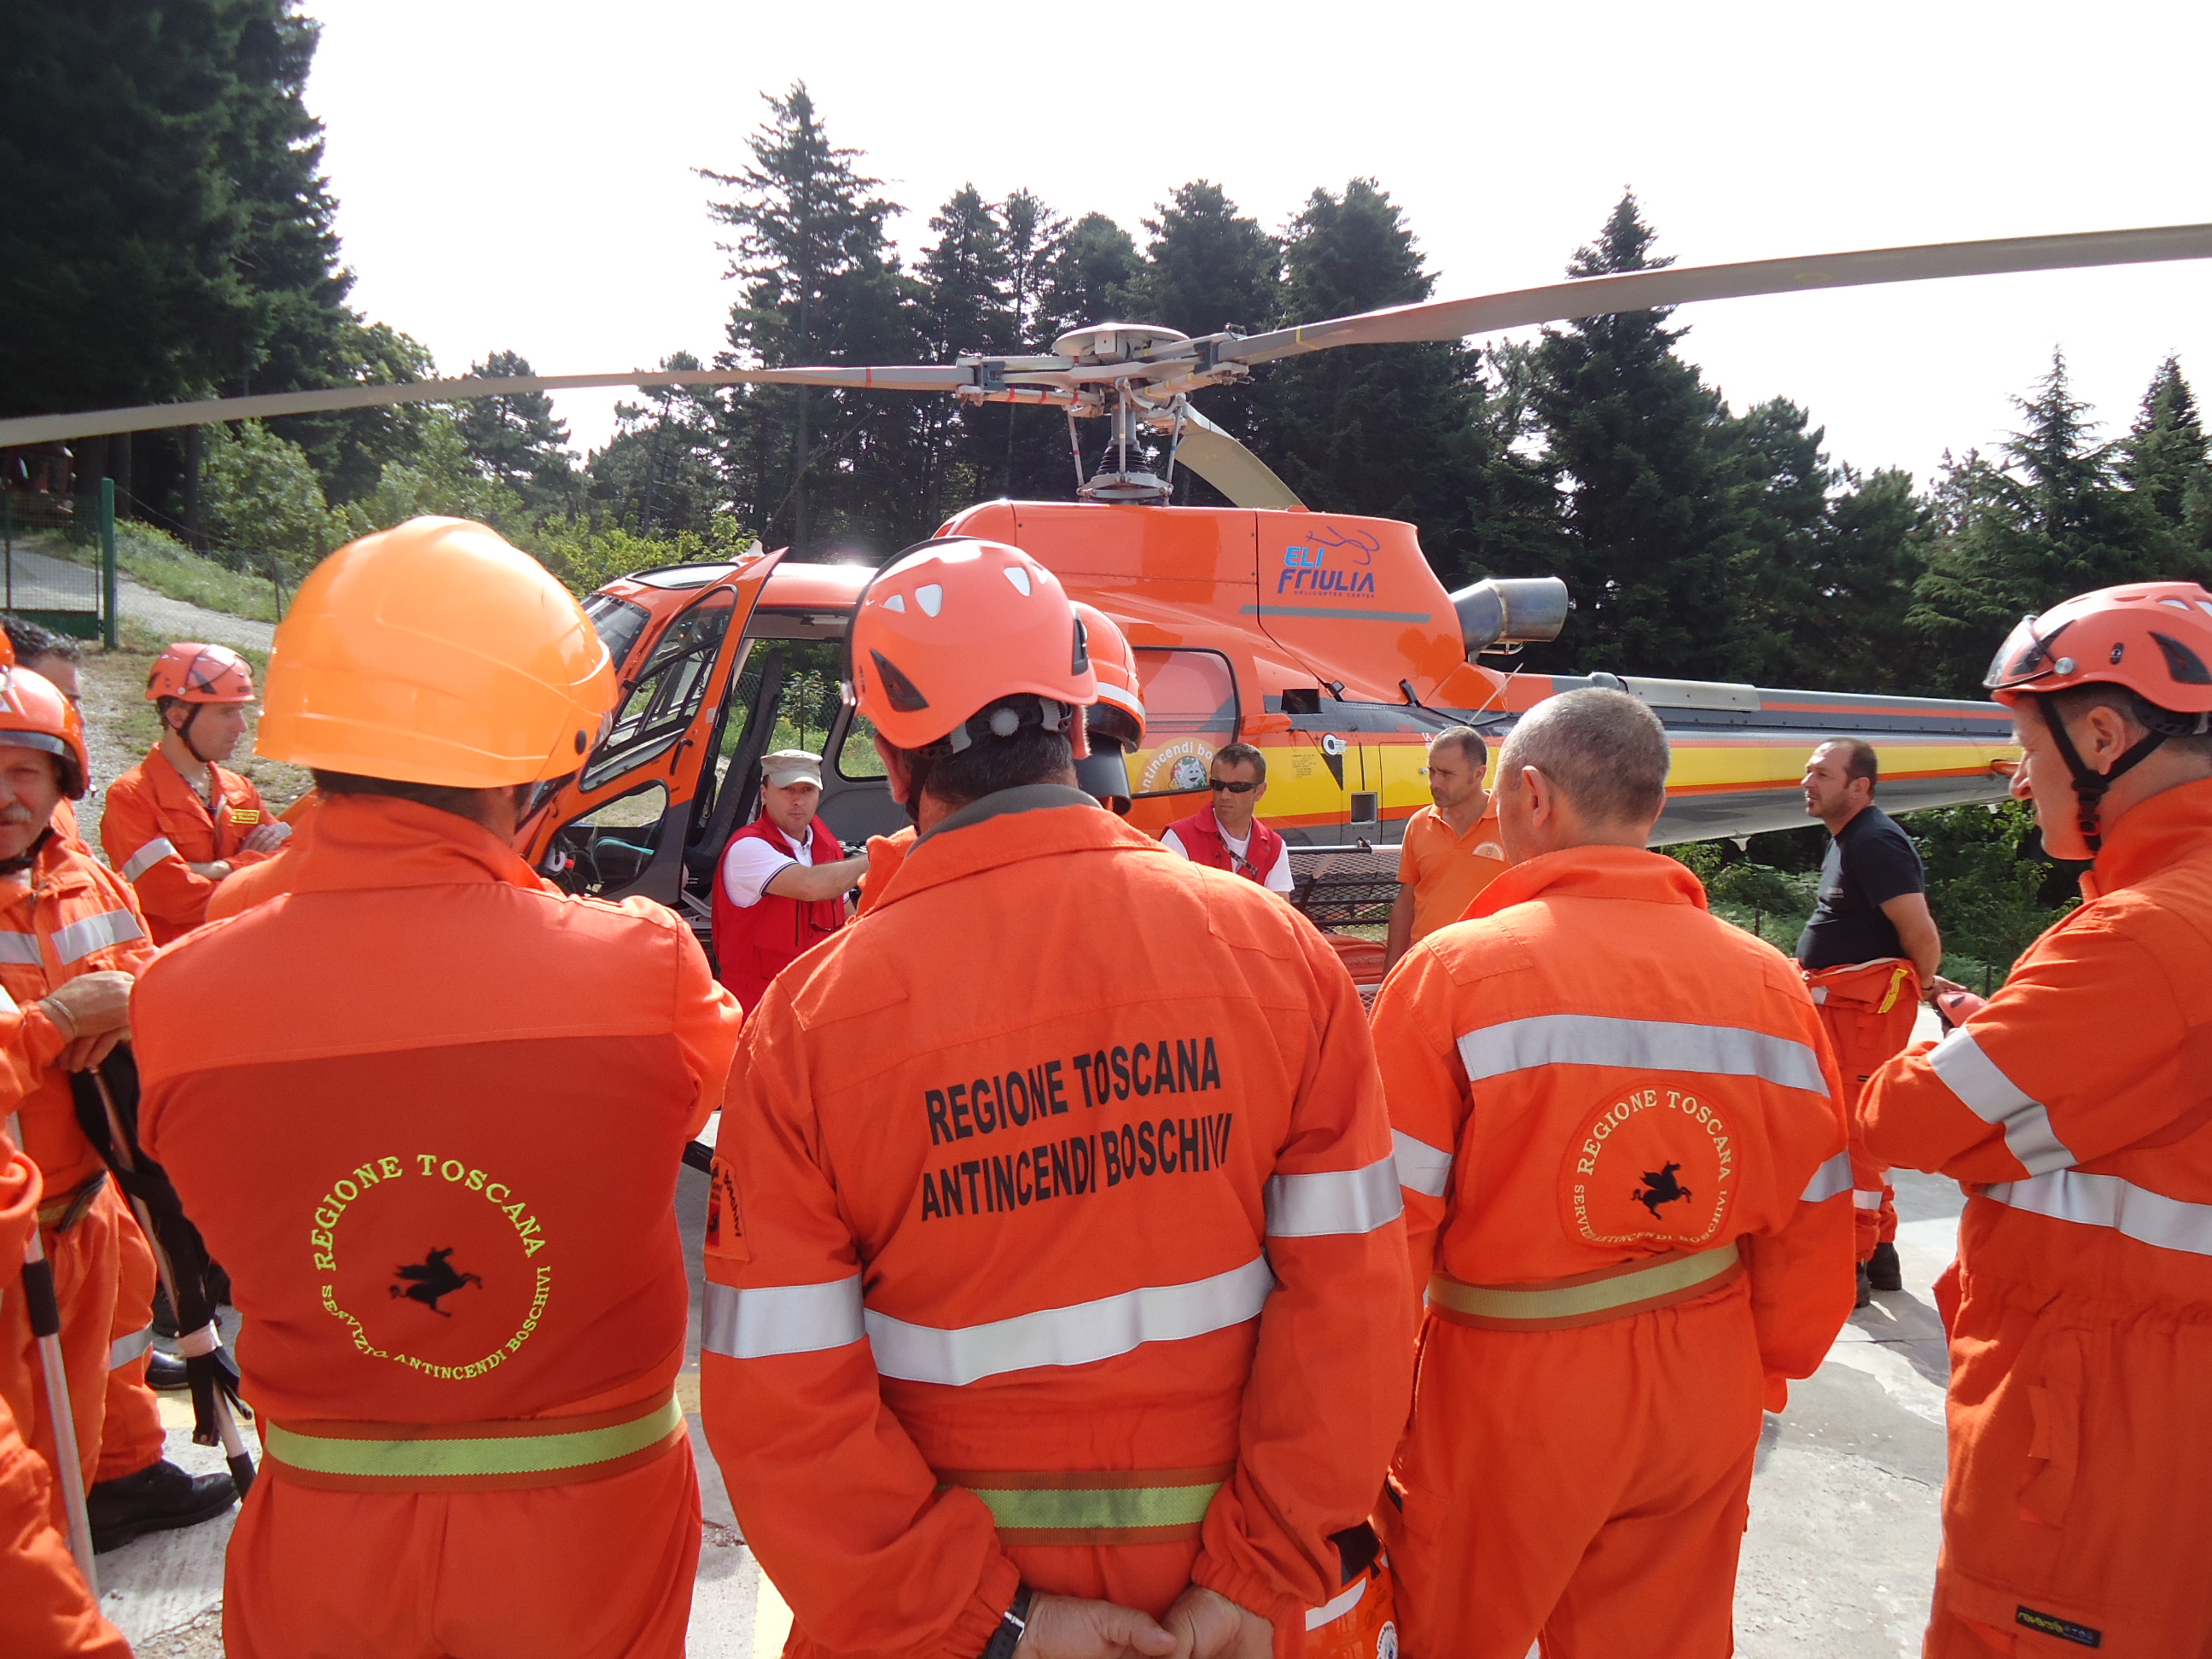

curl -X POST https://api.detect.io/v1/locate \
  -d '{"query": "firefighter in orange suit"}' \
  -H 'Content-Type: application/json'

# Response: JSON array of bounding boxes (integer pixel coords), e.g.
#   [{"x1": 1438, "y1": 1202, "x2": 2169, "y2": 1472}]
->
[
  {"x1": 133, "y1": 516, "x2": 745, "y2": 1659},
  {"x1": 1860, "y1": 581, "x2": 2212, "y2": 1658},
  {"x1": 101, "y1": 643, "x2": 288, "y2": 944},
  {"x1": 1797, "y1": 737, "x2": 1944, "y2": 1301},
  {"x1": 203, "y1": 789, "x2": 323, "y2": 924},
  {"x1": 1, "y1": 1115, "x2": 131, "y2": 1659},
  {"x1": 0, "y1": 666, "x2": 236, "y2": 1552},
  {"x1": 855, "y1": 602, "x2": 1146, "y2": 921},
  {"x1": 0, "y1": 620, "x2": 87, "y2": 849},
  {"x1": 1372, "y1": 688, "x2": 1854, "y2": 1659},
  {"x1": 701, "y1": 537, "x2": 1415, "y2": 1659}
]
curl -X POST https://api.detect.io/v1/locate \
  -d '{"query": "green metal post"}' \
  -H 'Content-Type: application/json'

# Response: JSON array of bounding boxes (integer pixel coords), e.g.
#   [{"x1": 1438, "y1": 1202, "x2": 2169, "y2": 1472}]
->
[{"x1": 100, "y1": 478, "x2": 118, "y2": 648}]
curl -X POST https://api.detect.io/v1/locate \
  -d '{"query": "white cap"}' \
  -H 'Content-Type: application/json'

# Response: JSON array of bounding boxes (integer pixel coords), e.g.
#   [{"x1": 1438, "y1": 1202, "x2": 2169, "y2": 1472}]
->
[{"x1": 761, "y1": 748, "x2": 823, "y2": 788}]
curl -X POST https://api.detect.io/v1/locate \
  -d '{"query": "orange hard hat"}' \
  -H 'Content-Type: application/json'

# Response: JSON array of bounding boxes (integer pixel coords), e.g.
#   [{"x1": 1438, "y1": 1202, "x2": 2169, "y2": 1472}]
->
[
  {"x1": 147, "y1": 643, "x2": 255, "y2": 704},
  {"x1": 0, "y1": 667, "x2": 90, "y2": 798},
  {"x1": 849, "y1": 538, "x2": 1097, "y2": 754},
  {"x1": 1985, "y1": 580, "x2": 2212, "y2": 853},
  {"x1": 1985, "y1": 580, "x2": 2212, "y2": 714},
  {"x1": 1073, "y1": 602, "x2": 1145, "y2": 746},
  {"x1": 257, "y1": 516, "x2": 617, "y2": 789}
]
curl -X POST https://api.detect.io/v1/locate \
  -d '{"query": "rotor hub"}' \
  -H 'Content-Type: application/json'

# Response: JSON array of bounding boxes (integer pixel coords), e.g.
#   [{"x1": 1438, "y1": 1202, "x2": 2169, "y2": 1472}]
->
[{"x1": 1050, "y1": 323, "x2": 1191, "y2": 366}]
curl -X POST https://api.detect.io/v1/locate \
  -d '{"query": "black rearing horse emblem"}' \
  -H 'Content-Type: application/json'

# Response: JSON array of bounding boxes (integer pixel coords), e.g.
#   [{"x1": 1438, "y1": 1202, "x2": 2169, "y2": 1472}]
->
[
  {"x1": 391, "y1": 1248, "x2": 483, "y2": 1316},
  {"x1": 1633, "y1": 1161, "x2": 1693, "y2": 1220}
]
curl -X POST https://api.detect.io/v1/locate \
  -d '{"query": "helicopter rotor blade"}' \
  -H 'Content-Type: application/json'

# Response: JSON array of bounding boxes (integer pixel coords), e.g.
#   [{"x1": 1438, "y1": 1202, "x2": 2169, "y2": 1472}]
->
[
  {"x1": 0, "y1": 363, "x2": 980, "y2": 449},
  {"x1": 1221, "y1": 221, "x2": 2212, "y2": 365},
  {"x1": 1155, "y1": 406, "x2": 1304, "y2": 510}
]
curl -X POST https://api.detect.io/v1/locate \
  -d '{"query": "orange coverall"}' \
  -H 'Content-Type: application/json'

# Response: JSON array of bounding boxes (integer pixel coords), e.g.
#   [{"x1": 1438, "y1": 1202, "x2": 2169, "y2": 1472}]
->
[
  {"x1": 1373, "y1": 847, "x2": 1854, "y2": 1659},
  {"x1": 1860, "y1": 777, "x2": 2212, "y2": 1657},
  {"x1": 100, "y1": 745, "x2": 272, "y2": 943},
  {"x1": 136, "y1": 792, "x2": 745, "y2": 1659},
  {"x1": 853, "y1": 824, "x2": 916, "y2": 917},
  {"x1": 703, "y1": 785, "x2": 1415, "y2": 1656},
  {"x1": 1, "y1": 1116, "x2": 131, "y2": 1659},
  {"x1": 0, "y1": 836, "x2": 166, "y2": 1516},
  {"x1": 1805, "y1": 958, "x2": 1921, "y2": 1261}
]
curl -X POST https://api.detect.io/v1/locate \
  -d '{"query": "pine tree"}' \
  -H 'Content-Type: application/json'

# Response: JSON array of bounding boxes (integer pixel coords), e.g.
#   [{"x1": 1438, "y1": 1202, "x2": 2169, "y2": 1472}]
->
[
  {"x1": 915, "y1": 186, "x2": 1015, "y2": 524},
  {"x1": 2120, "y1": 355, "x2": 2210, "y2": 548},
  {"x1": 701, "y1": 83, "x2": 908, "y2": 550},
  {"x1": 459, "y1": 350, "x2": 580, "y2": 517},
  {"x1": 1034, "y1": 212, "x2": 1140, "y2": 339},
  {"x1": 993, "y1": 189, "x2": 1074, "y2": 498},
  {"x1": 1910, "y1": 352, "x2": 2190, "y2": 694},
  {"x1": 588, "y1": 353, "x2": 725, "y2": 536},
  {"x1": 1109, "y1": 183, "x2": 1279, "y2": 485},
  {"x1": 1529, "y1": 193, "x2": 1749, "y2": 679},
  {"x1": 1251, "y1": 180, "x2": 1487, "y2": 569}
]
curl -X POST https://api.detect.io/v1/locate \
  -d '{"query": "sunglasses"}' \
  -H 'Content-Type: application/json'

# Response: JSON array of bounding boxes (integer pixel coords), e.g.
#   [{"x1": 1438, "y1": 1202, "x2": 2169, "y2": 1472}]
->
[{"x1": 1209, "y1": 779, "x2": 1260, "y2": 794}]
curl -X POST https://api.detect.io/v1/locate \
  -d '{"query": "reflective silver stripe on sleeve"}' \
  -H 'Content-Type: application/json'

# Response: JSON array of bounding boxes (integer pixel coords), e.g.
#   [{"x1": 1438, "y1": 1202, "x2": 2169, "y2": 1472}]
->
[
  {"x1": 1392, "y1": 1129, "x2": 1453, "y2": 1199},
  {"x1": 1853, "y1": 1189, "x2": 1886, "y2": 1210},
  {"x1": 53, "y1": 909, "x2": 147, "y2": 964},
  {"x1": 700, "y1": 1275, "x2": 864, "y2": 1360},
  {"x1": 866, "y1": 1255, "x2": 1275, "y2": 1387},
  {"x1": 1807, "y1": 985, "x2": 1829, "y2": 1004},
  {"x1": 1800, "y1": 1150, "x2": 1853, "y2": 1203},
  {"x1": 120, "y1": 838, "x2": 179, "y2": 882},
  {"x1": 1266, "y1": 1155, "x2": 1404, "y2": 1237},
  {"x1": 1928, "y1": 1028, "x2": 2075, "y2": 1176},
  {"x1": 1983, "y1": 1170, "x2": 2212, "y2": 1258},
  {"x1": 1458, "y1": 1015, "x2": 1827, "y2": 1096},
  {"x1": 0, "y1": 932, "x2": 42, "y2": 966},
  {"x1": 109, "y1": 1326, "x2": 154, "y2": 1370}
]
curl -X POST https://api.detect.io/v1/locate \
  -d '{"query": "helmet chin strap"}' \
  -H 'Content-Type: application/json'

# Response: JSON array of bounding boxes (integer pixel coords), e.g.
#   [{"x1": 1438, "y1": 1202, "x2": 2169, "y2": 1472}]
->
[
  {"x1": 2035, "y1": 693, "x2": 2168, "y2": 856},
  {"x1": 175, "y1": 704, "x2": 220, "y2": 768}
]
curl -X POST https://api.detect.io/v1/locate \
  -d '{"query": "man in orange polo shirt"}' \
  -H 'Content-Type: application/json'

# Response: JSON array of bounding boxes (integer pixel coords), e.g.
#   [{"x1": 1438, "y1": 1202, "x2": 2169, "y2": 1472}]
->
[{"x1": 1383, "y1": 725, "x2": 1507, "y2": 971}]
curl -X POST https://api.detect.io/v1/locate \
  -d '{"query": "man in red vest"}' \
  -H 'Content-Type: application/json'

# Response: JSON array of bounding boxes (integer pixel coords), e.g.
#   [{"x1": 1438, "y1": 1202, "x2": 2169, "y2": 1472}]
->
[
  {"x1": 1161, "y1": 742, "x2": 1292, "y2": 894},
  {"x1": 711, "y1": 749, "x2": 864, "y2": 1010}
]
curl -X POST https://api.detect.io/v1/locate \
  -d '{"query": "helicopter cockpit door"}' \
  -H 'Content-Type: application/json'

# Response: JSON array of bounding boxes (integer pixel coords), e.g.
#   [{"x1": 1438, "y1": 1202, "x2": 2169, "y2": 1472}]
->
[{"x1": 524, "y1": 549, "x2": 784, "y2": 905}]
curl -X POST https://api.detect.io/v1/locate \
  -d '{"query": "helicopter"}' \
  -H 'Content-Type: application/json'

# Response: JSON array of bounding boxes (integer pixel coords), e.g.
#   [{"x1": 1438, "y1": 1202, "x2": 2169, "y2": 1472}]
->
[{"x1": 8, "y1": 220, "x2": 2209, "y2": 958}]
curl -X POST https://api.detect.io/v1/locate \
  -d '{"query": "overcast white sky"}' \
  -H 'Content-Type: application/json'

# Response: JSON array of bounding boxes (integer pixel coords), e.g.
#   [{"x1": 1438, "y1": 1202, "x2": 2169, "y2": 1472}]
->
[{"x1": 306, "y1": 0, "x2": 2212, "y2": 492}]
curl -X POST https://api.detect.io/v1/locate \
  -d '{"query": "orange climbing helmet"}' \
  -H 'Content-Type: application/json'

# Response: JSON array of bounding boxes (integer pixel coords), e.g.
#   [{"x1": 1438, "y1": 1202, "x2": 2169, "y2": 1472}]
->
[
  {"x1": 257, "y1": 516, "x2": 617, "y2": 789},
  {"x1": 147, "y1": 643, "x2": 256, "y2": 705},
  {"x1": 848, "y1": 538, "x2": 1097, "y2": 754},
  {"x1": 1985, "y1": 580, "x2": 2212, "y2": 853},
  {"x1": 1074, "y1": 602, "x2": 1146, "y2": 747},
  {"x1": 0, "y1": 667, "x2": 90, "y2": 798}
]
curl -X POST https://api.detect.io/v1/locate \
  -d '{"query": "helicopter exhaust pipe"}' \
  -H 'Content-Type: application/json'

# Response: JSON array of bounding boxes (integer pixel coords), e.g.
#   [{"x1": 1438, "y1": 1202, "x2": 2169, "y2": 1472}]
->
[{"x1": 1450, "y1": 576, "x2": 1571, "y2": 656}]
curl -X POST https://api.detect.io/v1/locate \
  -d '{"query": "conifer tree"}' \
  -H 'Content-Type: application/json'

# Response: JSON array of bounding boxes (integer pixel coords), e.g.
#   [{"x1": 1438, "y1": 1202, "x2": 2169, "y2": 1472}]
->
[
  {"x1": 589, "y1": 354, "x2": 725, "y2": 537},
  {"x1": 701, "y1": 83, "x2": 909, "y2": 550},
  {"x1": 2120, "y1": 355, "x2": 2210, "y2": 546},
  {"x1": 1034, "y1": 212, "x2": 1140, "y2": 340},
  {"x1": 1911, "y1": 352, "x2": 2190, "y2": 694},
  {"x1": 1251, "y1": 180, "x2": 1487, "y2": 571},
  {"x1": 916, "y1": 186, "x2": 1015, "y2": 523},
  {"x1": 459, "y1": 350, "x2": 580, "y2": 517},
  {"x1": 1529, "y1": 193, "x2": 1749, "y2": 679}
]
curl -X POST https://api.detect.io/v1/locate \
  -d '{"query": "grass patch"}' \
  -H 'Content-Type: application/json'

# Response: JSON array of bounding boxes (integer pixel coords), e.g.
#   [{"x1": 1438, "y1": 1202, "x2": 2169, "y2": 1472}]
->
[{"x1": 15, "y1": 525, "x2": 283, "y2": 622}]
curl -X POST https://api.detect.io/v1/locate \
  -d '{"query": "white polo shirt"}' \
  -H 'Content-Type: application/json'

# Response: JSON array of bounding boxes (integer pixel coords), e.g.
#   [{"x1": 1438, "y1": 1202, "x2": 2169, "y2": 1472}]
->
[
  {"x1": 719, "y1": 826, "x2": 815, "y2": 909},
  {"x1": 1160, "y1": 823, "x2": 1295, "y2": 894}
]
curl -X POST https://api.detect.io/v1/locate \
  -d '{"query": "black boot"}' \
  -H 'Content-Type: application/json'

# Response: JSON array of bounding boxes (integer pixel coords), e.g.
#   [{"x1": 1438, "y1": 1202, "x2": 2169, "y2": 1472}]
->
[
  {"x1": 1854, "y1": 1261, "x2": 1873, "y2": 1308},
  {"x1": 1867, "y1": 1241, "x2": 1904, "y2": 1293},
  {"x1": 146, "y1": 1350, "x2": 190, "y2": 1392},
  {"x1": 88, "y1": 1459, "x2": 237, "y2": 1553}
]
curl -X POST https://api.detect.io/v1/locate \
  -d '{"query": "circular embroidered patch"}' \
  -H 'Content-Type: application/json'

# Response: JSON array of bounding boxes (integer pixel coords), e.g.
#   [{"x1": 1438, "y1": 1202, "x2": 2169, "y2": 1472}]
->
[{"x1": 1561, "y1": 1084, "x2": 1735, "y2": 1247}]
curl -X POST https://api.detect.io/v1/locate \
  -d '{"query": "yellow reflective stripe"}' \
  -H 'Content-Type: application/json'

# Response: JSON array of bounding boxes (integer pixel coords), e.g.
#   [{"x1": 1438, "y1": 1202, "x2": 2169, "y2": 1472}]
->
[
  {"x1": 265, "y1": 1395, "x2": 680, "y2": 1480},
  {"x1": 1432, "y1": 1240, "x2": 1741, "y2": 1322},
  {"x1": 960, "y1": 1477, "x2": 1224, "y2": 1534}
]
